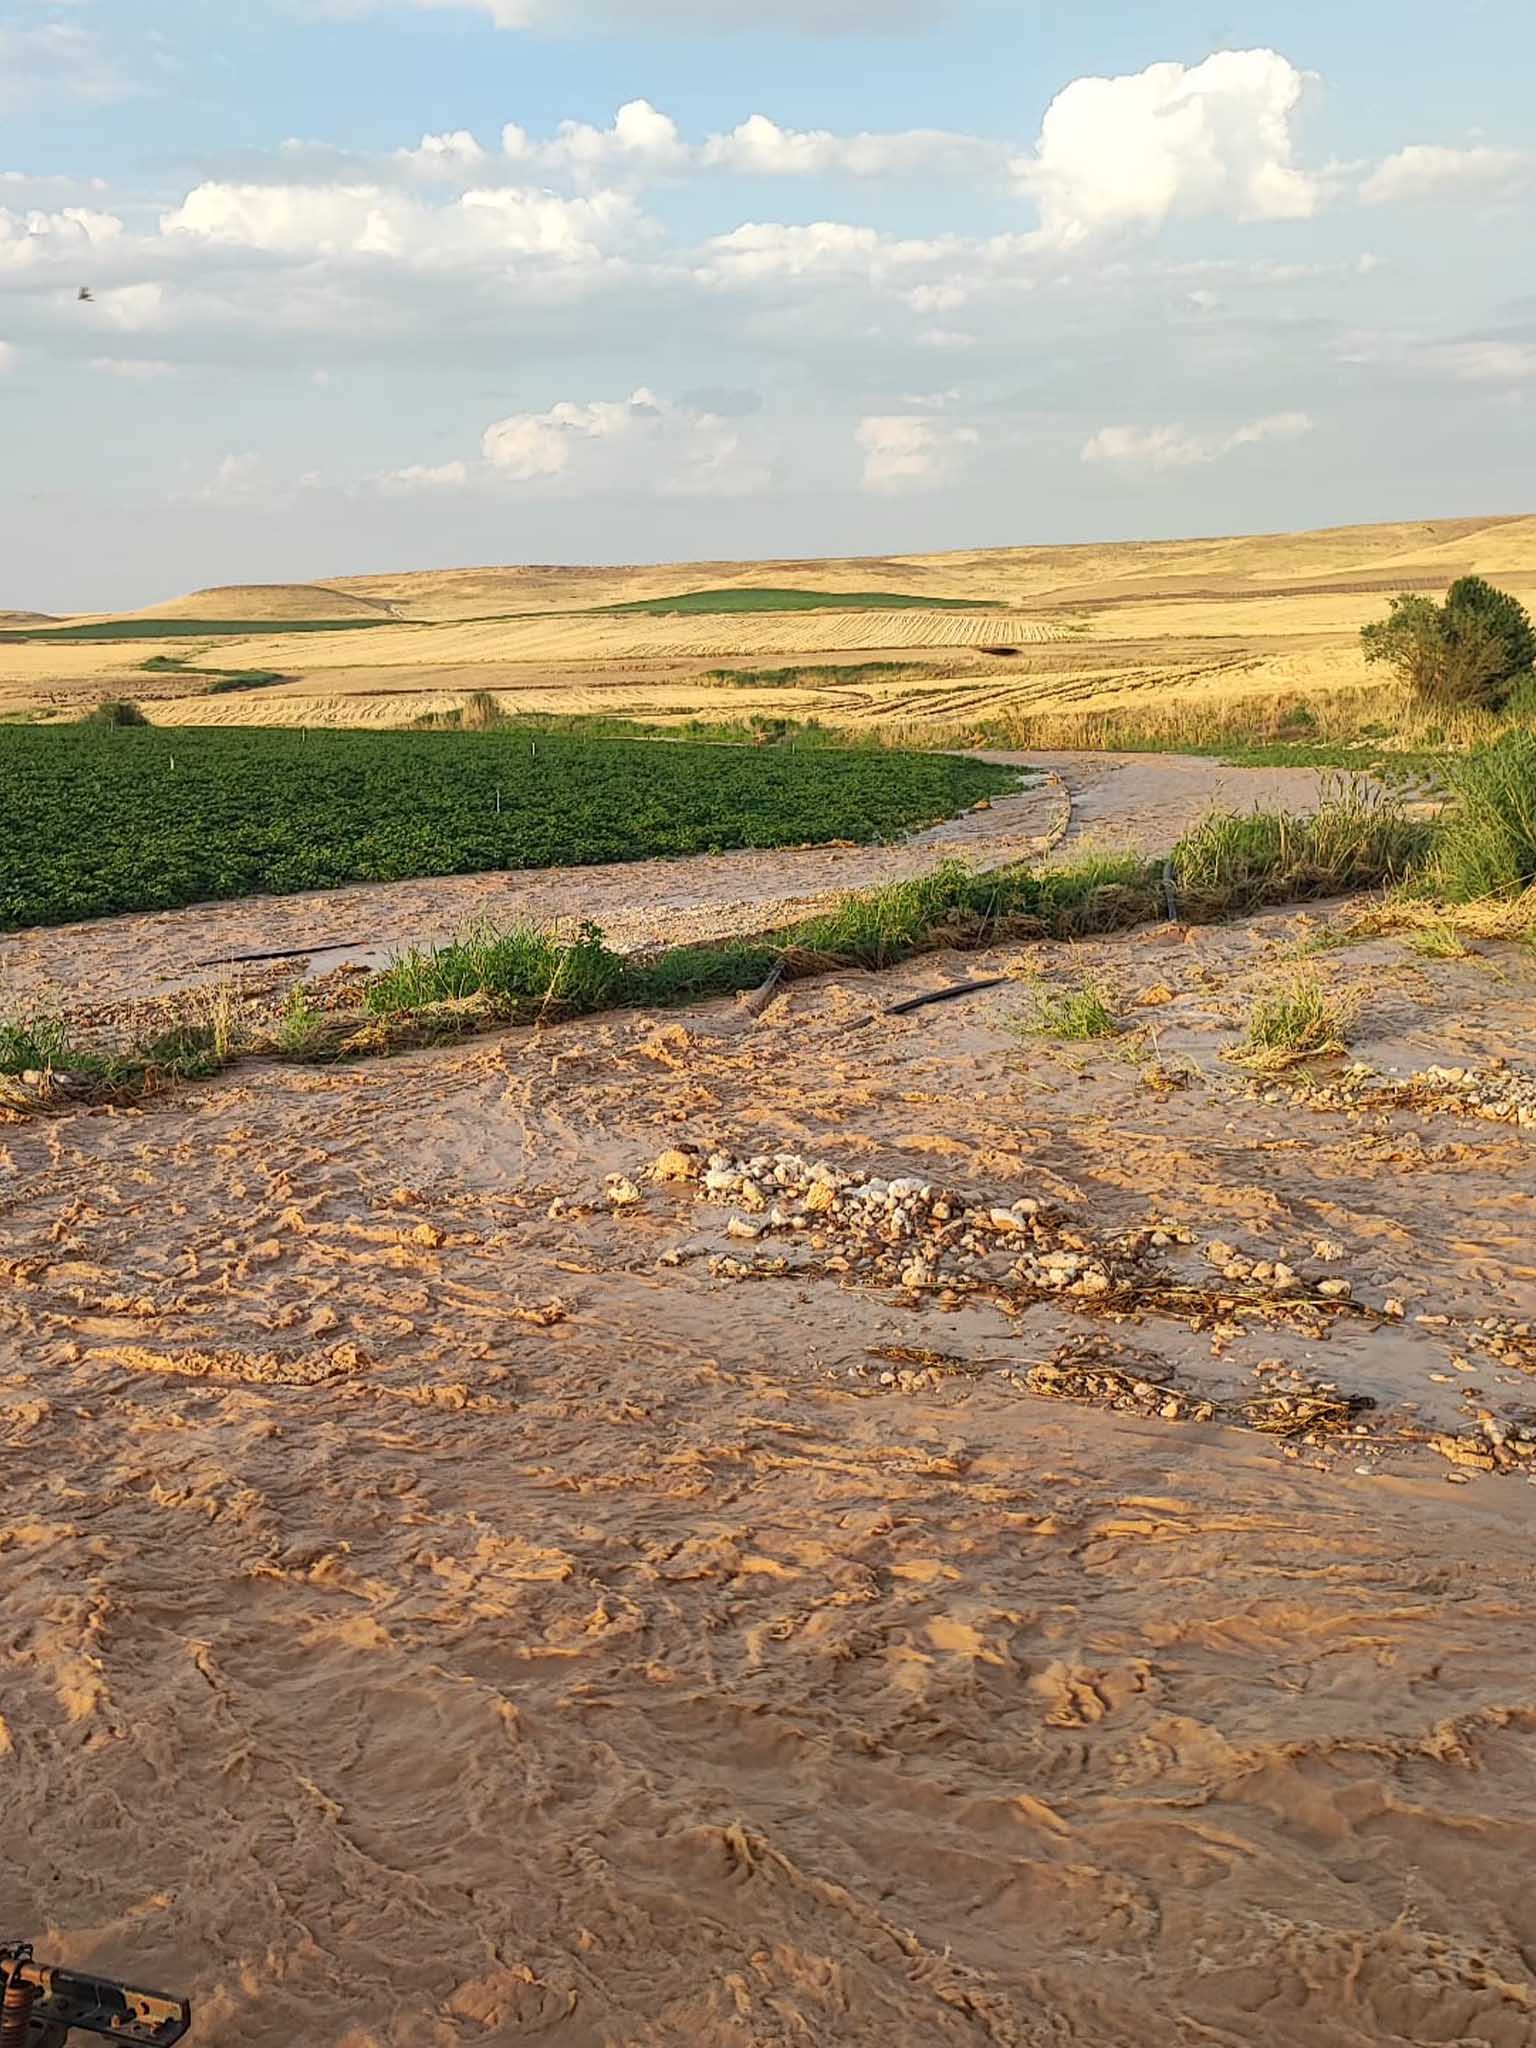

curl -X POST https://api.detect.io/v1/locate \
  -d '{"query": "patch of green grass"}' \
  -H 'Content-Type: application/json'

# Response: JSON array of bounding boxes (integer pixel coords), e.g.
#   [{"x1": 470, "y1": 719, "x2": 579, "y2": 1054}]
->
[
  {"x1": 604, "y1": 587, "x2": 997, "y2": 617},
  {"x1": 1232, "y1": 972, "x2": 1358, "y2": 1070},
  {"x1": 1406, "y1": 920, "x2": 1473, "y2": 960},
  {"x1": 1019, "y1": 973, "x2": 1120, "y2": 1040},
  {"x1": 0, "y1": 1015, "x2": 86, "y2": 1075},
  {"x1": 0, "y1": 618, "x2": 394, "y2": 644},
  {"x1": 274, "y1": 987, "x2": 327, "y2": 1054},
  {"x1": 703, "y1": 661, "x2": 922, "y2": 688},
  {"x1": 366, "y1": 920, "x2": 626, "y2": 1019},
  {"x1": 202, "y1": 669, "x2": 289, "y2": 695},
  {"x1": 1432, "y1": 730, "x2": 1536, "y2": 902}
]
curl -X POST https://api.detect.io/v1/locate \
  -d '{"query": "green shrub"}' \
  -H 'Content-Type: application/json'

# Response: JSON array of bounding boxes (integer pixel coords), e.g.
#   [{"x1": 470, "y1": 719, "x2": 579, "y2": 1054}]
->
[
  {"x1": 84, "y1": 699, "x2": 149, "y2": 727},
  {"x1": 1362, "y1": 577, "x2": 1536, "y2": 711}
]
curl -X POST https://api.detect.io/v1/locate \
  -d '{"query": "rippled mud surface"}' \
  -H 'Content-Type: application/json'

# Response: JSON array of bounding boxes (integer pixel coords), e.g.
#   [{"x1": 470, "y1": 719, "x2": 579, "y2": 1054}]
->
[{"x1": 3, "y1": 894, "x2": 1535, "y2": 2045}]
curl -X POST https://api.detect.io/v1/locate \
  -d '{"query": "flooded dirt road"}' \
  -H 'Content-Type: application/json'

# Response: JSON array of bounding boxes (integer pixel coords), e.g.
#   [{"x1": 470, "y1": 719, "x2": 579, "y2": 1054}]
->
[{"x1": 3, "y1": 899, "x2": 1535, "y2": 2045}]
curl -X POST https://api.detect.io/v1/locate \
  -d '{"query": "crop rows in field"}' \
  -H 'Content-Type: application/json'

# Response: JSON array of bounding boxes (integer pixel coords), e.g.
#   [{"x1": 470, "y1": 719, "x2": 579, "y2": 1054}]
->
[
  {"x1": 601, "y1": 587, "x2": 998, "y2": 615},
  {"x1": 0, "y1": 726, "x2": 1016, "y2": 930}
]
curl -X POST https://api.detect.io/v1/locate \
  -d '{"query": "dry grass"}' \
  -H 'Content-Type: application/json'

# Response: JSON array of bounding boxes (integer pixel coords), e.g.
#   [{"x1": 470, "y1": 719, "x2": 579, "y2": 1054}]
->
[{"x1": 10, "y1": 513, "x2": 1536, "y2": 738}]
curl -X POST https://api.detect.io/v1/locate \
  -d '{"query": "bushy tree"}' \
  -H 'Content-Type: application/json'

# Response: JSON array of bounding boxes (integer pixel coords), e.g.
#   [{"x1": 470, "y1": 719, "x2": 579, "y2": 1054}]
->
[{"x1": 1362, "y1": 576, "x2": 1536, "y2": 711}]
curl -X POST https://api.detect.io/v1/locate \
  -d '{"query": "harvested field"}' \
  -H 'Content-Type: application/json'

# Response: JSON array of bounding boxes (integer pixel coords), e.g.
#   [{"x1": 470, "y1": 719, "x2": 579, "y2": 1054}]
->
[{"x1": 8, "y1": 514, "x2": 1535, "y2": 738}]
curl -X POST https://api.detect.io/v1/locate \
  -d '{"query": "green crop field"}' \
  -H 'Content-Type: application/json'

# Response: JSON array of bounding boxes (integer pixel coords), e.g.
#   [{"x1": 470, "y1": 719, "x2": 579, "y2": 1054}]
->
[
  {"x1": 0, "y1": 618, "x2": 397, "y2": 644},
  {"x1": 602, "y1": 587, "x2": 998, "y2": 616},
  {"x1": 0, "y1": 727, "x2": 1016, "y2": 930}
]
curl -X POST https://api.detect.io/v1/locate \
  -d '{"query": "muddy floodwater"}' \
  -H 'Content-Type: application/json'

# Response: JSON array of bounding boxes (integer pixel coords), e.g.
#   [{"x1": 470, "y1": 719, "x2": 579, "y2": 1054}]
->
[{"x1": 2, "y1": 759, "x2": 1534, "y2": 2046}]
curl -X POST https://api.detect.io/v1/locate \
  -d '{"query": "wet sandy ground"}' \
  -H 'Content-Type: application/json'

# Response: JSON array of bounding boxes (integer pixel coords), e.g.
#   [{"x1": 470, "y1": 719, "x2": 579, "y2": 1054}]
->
[
  {"x1": 3, "y1": 902, "x2": 1535, "y2": 2046},
  {"x1": 0, "y1": 753, "x2": 1329, "y2": 1018}
]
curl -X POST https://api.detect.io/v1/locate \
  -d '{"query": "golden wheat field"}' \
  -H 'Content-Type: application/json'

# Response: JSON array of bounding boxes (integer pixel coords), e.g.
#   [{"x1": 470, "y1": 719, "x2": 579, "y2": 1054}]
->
[{"x1": 5, "y1": 512, "x2": 1535, "y2": 739}]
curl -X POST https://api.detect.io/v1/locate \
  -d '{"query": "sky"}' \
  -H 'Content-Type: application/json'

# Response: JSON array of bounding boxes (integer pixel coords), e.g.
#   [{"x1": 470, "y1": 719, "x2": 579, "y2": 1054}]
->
[{"x1": 2, "y1": 0, "x2": 1535, "y2": 610}]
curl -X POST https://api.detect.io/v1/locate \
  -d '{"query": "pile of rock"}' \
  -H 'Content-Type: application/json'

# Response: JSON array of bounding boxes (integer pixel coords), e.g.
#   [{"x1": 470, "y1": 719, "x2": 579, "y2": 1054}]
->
[
  {"x1": 643, "y1": 1145, "x2": 1374, "y2": 1324},
  {"x1": 1304, "y1": 1061, "x2": 1536, "y2": 1130}
]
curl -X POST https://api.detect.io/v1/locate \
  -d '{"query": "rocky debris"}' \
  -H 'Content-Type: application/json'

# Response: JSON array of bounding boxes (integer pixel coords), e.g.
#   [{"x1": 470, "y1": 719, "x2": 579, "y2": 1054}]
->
[
  {"x1": 1475, "y1": 1317, "x2": 1536, "y2": 1375},
  {"x1": 647, "y1": 1146, "x2": 1391, "y2": 1329},
  {"x1": 649, "y1": 1147, "x2": 701, "y2": 1183},
  {"x1": 1422, "y1": 1411, "x2": 1536, "y2": 1475},
  {"x1": 604, "y1": 1175, "x2": 643, "y2": 1209},
  {"x1": 1011, "y1": 1340, "x2": 1218, "y2": 1425},
  {"x1": 1301, "y1": 1062, "x2": 1536, "y2": 1130}
]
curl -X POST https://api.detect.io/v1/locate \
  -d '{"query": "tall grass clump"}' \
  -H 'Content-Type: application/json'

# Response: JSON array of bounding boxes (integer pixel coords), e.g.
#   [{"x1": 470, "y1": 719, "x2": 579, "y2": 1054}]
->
[
  {"x1": 1431, "y1": 731, "x2": 1536, "y2": 903},
  {"x1": 1171, "y1": 780, "x2": 1430, "y2": 916},
  {"x1": 84, "y1": 698, "x2": 149, "y2": 727},
  {"x1": 1231, "y1": 971, "x2": 1359, "y2": 1071},
  {"x1": 366, "y1": 919, "x2": 624, "y2": 1017},
  {"x1": 0, "y1": 1015, "x2": 79, "y2": 1074},
  {"x1": 1019, "y1": 972, "x2": 1120, "y2": 1040}
]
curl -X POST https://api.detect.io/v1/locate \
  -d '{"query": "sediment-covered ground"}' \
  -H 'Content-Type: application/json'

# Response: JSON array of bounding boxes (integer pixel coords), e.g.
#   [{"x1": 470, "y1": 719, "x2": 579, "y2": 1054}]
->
[{"x1": 3, "y1": 779, "x2": 1535, "y2": 2042}]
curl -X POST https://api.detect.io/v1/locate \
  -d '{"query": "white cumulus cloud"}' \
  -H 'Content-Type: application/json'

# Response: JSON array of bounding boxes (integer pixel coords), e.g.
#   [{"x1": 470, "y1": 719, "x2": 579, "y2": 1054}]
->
[
  {"x1": 161, "y1": 181, "x2": 639, "y2": 265},
  {"x1": 1361, "y1": 144, "x2": 1533, "y2": 206},
  {"x1": 1019, "y1": 48, "x2": 1319, "y2": 246},
  {"x1": 857, "y1": 415, "x2": 979, "y2": 493},
  {"x1": 0, "y1": 205, "x2": 125, "y2": 273},
  {"x1": 481, "y1": 387, "x2": 770, "y2": 496},
  {"x1": 1082, "y1": 412, "x2": 1313, "y2": 470}
]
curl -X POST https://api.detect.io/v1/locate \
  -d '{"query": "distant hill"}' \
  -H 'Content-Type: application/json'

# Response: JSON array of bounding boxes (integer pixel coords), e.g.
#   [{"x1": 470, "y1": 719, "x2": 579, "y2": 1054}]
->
[{"x1": 116, "y1": 583, "x2": 399, "y2": 625}]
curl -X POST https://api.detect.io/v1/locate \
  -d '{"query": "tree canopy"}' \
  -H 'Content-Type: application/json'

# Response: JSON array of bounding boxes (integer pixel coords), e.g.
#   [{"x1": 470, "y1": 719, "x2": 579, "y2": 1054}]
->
[{"x1": 1361, "y1": 576, "x2": 1536, "y2": 710}]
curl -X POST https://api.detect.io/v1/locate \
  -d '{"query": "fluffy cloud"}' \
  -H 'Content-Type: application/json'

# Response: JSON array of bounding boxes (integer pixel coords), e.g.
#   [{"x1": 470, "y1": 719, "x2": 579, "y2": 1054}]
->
[
  {"x1": 198, "y1": 452, "x2": 265, "y2": 501},
  {"x1": 0, "y1": 205, "x2": 125, "y2": 273},
  {"x1": 1082, "y1": 412, "x2": 1313, "y2": 470},
  {"x1": 1019, "y1": 49, "x2": 1319, "y2": 246},
  {"x1": 1360, "y1": 144, "x2": 1533, "y2": 206},
  {"x1": 857, "y1": 415, "x2": 979, "y2": 493},
  {"x1": 395, "y1": 131, "x2": 489, "y2": 178},
  {"x1": 481, "y1": 388, "x2": 770, "y2": 495},
  {"x1": 161, "y1": 181, "x2": 640, "y2": 264},
  {"x1": 700, "y1": 114, "x2": 998, "y2": 179},
  {"x1": 493, "y1": 101, "x2": 997, "y2": 185},
  {"x1": 504, "y1": 101, "x2": 692, "y2": 180}
]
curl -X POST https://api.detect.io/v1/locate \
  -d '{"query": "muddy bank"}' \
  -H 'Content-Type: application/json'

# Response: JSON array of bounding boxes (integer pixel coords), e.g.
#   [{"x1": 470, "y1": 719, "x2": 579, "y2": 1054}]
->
[{"x1": 2, "y1": 902, "x2": 1534, "y2": 2044}]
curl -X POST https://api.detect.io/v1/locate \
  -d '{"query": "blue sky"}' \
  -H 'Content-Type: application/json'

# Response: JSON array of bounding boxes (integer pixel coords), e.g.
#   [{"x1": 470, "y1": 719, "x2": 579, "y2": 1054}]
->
[{"x1": 2, "y1": 0, "x2": 1534, "y2": 609}]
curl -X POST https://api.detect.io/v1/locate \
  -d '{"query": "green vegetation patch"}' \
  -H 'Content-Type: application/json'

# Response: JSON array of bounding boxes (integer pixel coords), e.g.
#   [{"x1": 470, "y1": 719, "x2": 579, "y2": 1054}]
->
[
  {"x1": 604, "y1": 586, "x2": 997, "y2": 616},
  {"x1": 0, "y1": 617, "x2": 395, "y2": 644},
  {"x1": 0, "y1": 725, "x2": 1016, "y2": 931}
]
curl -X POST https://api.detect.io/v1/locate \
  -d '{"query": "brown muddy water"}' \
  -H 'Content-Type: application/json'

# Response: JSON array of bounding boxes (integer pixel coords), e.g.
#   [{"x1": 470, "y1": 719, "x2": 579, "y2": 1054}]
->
[{"x1": 2, "y1": 889, "x2": 1535, "y2": 2046}]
